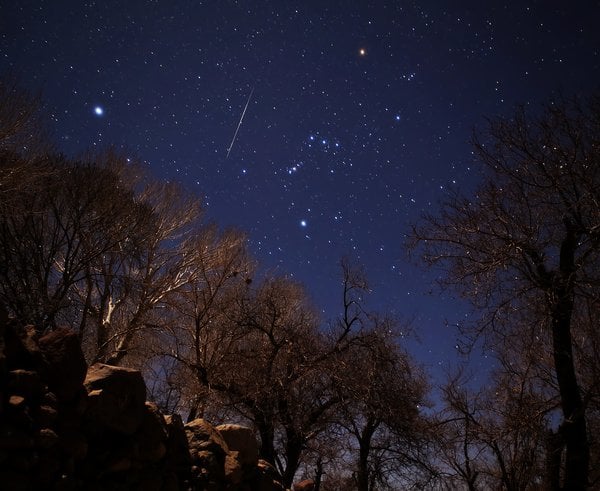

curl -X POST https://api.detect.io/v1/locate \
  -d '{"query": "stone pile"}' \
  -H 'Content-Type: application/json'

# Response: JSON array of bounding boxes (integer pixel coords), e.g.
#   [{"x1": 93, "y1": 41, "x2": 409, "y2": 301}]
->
[{"x1": 0, "y1": 314, "x2": 289, "y2": 490}]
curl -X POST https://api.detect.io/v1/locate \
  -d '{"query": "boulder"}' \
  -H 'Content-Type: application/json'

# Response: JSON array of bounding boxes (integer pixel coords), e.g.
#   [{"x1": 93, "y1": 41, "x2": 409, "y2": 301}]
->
[
  {"x1": 35, "y1": 428, "x2": 59, "y2": 449},
  {"x1": 164, "y1": 414, "x2": 192, "y2": 475},
  {"x1": 135, "y1": 402, "x2": 169, "y2": 462},
  {"x1": 224, "y1": 451, "x2": 244, "y2": 484},
  {"x1": 257, "y1": 459, "x2": 286, "y2": 491},
  {"x1": 294, "y1": 478, "x2": 316, "y2": 491},
  {"x1": 185, "y1": 418, "x2": 229, "y2": 457},
  {"x1": 39, "y1": 327, "x2": 87, "y2": 402},
  {"x1": 185, "y1": 419, "x2": 229, "y2": 488},
  {"x1": 1, "y1": 314, "x2": 286, "y2": 490},
  {"x1": 216, "y1": 423, "x2": 259, "y2": 467},
  {"x1": 8, "y1": 369, "x2": 43, "y2": 401},
  {"x1": 3, "y1": 323, "x2": 45, "y2": 372},
  {"x1": 57, "y1": 428, "x2": 88, "y2": 461},
  {"x1": 84, "y1": 363, "x2": 146, "y2": 435}
]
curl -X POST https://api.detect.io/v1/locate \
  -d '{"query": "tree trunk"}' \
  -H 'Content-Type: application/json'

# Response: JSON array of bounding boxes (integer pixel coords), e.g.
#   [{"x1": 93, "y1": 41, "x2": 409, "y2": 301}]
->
[
  {"x1": 550, "y1": 227, "x2": 589, "y2": 490},
  {"x1": 186, "y1": 394, "x2": 204, "y2": 423},
  {"x1": 551, "y1": 301, "x2": 588, "y2": 490},
  {"x1": 355, "y1": 419, "x2": 378, "y2": 491},
  {"x1": 314, "y1": 457, "x2": 323, "y2": 491},
  {"x1": 256, "y1": 416, "x2": 276, "y2": 466},
  {"x1": 356, "y1": 444, "x2": 370, "y2": 491},
  {"x1": 282, "y1": 433, "x2": 303, "y2": 489},
  {"x1": 544, "y1": 429, "x2": 562, "y2": 491}
]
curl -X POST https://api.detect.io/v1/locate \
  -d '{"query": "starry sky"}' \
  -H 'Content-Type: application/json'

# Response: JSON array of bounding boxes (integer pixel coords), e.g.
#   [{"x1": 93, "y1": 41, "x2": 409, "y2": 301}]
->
[{"x1": 1, "y1": 0, "x2": 599, "y2": 383}]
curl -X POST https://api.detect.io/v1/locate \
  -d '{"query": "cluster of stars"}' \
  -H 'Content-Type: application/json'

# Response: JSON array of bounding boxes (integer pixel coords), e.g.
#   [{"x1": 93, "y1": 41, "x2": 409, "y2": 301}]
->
[{"x1": 306, "y1": 133, "x2": 341, "y2": 153}]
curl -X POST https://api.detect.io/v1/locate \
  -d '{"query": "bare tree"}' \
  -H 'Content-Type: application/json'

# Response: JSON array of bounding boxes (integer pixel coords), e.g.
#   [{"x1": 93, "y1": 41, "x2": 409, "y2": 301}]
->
[
  {"x1": 0, "y1": 140, "x2": 221, "y2": 371},
  {"x1": 411, "y1": 94, "x2": 600, "y2": 489},
  {"x1": 0, "y1": 152, "x2": 148, "y2": 332},
  {"x1": 218, "y1": 276, "x2": 329, "y2": 487},
  {"x1": 73, "y1": 170, "x2": 206, "y2": 365},
  {"x1": 433, "y1": 363, "x2": 549, "y2": 491},
  {"x1": 149, "y1": 225, "x2": 252, "y2": 418},
  {"x1": 160, "y1": 260, "x2": 427, "y2": 489},
  {"x1": 328, "y1": 267, "x2": 429, "y2": 491}
]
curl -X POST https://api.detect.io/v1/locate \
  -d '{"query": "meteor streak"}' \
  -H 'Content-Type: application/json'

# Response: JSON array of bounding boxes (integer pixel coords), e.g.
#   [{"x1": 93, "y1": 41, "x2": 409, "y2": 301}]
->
[{"x1": 226, "y1": 87, "x2": 254, "y2": 158}]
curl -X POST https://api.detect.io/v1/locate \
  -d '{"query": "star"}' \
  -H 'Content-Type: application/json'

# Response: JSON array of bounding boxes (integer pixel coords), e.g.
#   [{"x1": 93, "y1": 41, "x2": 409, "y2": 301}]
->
[
  {"x1": 359, "y1": 48, "x2": 367, "y2": 56},
  {"x1": 94, "y1": 106, "x2": 104, "y2": 116},
  {"x1": 300, "y1": 220, "x2": 307, "y2": 227}
]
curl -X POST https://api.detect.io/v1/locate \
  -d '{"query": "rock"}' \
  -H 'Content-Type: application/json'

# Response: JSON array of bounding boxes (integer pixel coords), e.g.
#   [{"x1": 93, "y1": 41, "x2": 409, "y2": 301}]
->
[
  {"x1": 195, "y1": 449, "x2": 226, "y2": 483},
  {"x1": 37, "y1": 404, "x2": 59, "y2": 427},
  {"x1": 294, "y1": 478, "x2": 316, "y2": 491},
  {"x1": 1, "y1": 313, "x2": 282, "y2": 491},
  {"x1": 186, "y1": 419, "x2": 230, "y2": 487},
  {"x1": 216, "y1": 423, "x2": 259, "y2": 467},
  {"x1": 8, "y1": 369, "x2": 43, "y2": 401},
  {"x1": 39, "y1": 327, "x2": 87, "y2": 402},
  {"x1": 257, "y1": 459, "x2": 286, "y2": 491},
  {"x1": 84, "y1": 363, "x2": 146, "y2": 435},
  {"x1": 185, "y1": 418, "x2": 229, "y2": 456},
  {"x1": 164, "y1": 414, "x2": 192, "y2": 487},
  {"x1": 42, "y1": 390, "x2": 58, "y2": 407},
  {"x1": 8, "y1": 394, "x2": 26, "y2": 408},
  {"x1": 4, "y1": 323, "x2": 45, "y2": 372},
  {"x1": 164, "y1": 413, "x2": 191, "y2": 467},
  {"x1": 57, "y1": 388, "x2": 88, "y2": 426},
  {"x1": 58, "y1": 428, "x2": 88, "y2": 460},
  {"x1": 224, "y1": 450, "x2": 244, "y2": 484},
  {"x1": 5, "y1": 395, "x2": 33, "y2": 428},
  {"x1": 36, "y1": 427, "x2": 59, "y2": 449},
  {"x1": 4, "y1": 320, "x2": 46, "y2": 372},
  {"x1": 135, "y1": 402, "x2": 168, "y2": 462}
]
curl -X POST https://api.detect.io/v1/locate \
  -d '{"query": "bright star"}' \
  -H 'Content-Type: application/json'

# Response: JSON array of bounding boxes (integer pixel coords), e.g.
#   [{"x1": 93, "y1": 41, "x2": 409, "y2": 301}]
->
[
  {"x1": 300, "y1": 220, "x2": 307, "y2": 227},
  {"x1": 94, "y1": 106, "x2": 104, "y2": 116},
  {"x1": 359, "y1": 48, "x2": 367, "y2": 56}
]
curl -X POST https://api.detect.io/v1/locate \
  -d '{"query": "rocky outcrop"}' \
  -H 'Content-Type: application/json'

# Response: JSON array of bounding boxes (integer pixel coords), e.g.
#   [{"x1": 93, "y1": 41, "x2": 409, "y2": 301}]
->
[{"x1": 0, "y1": 316, "x2": 290, "y2": 490}]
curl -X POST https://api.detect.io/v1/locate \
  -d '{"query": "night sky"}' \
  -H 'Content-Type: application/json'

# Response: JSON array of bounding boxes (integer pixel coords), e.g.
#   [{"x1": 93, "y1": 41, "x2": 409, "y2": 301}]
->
[{"x1": 2, "y1": 1, "x2": 599, "y2": 383}]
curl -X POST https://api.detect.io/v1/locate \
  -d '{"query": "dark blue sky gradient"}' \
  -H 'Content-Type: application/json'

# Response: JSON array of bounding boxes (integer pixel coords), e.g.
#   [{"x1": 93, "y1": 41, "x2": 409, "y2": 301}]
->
[{"x1": 2, "y1": 0, "x2": 599, "y2": 384}]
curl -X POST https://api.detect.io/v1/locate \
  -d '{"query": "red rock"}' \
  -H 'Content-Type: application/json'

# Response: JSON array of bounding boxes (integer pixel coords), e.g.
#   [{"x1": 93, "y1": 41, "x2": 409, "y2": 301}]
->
[
  {"x1": 294, "y1": 478, "x2": 315, "y2": 491},
  {"x1": 9, "y1": 394, "x2": 26, "y2": 408}
]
